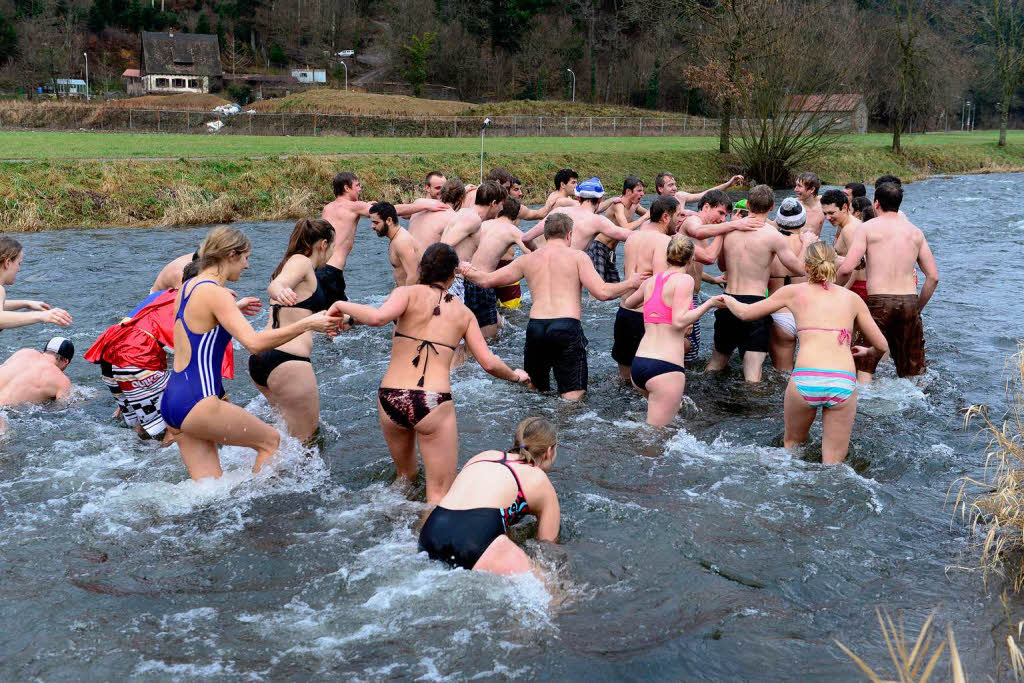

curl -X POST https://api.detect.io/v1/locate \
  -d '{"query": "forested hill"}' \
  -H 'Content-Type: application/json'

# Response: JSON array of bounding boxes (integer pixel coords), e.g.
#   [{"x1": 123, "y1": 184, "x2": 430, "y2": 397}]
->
[{"x1": 0, "y1": 0, "x2": 1017, "y2": 126}]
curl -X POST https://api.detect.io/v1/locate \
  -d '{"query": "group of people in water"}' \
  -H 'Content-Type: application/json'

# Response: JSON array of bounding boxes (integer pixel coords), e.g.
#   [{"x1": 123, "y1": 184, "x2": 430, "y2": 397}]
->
[{"x1": 0, "y1": 165, "x2": 939, "y2": 575}]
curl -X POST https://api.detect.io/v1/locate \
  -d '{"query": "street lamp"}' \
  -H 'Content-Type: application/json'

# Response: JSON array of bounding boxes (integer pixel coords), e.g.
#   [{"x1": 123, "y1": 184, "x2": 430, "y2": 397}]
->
[
  {"x1": 566, "y1": 68, "x2": 576, "y2": 103},
  {"x1": 961, "y1": 100, "x2": 968, "y2": 131},
  {"x1": 339, "y1": 60, "x2": 348, "y2": 91},
  {"x1": 83, "y1": 52, "x2": 90, "y2": 101},
  {"x1": 480, "y1": 118, "x2": 491, "y2": 184}
]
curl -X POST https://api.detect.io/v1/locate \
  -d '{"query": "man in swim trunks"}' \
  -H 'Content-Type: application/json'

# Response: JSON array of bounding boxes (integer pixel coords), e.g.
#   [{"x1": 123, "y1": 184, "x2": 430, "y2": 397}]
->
[
  {"x1": 470, "y1": 196, "x2": 535, "y2": 340},
  {"x1": 766, "y1": 197, "x2": 809, "y2": 371},
  {"x1": 408, "y1": 179, "x2": 465, "y2": 252},
  {"x1": 655, "y1": 171, "x2": 746, "y2": 204},
  {"x1": 521, "y1": 178, "x2": 633, "y2": 255},
  {"x1": 321, "y1": 171, "x2": 447, "y2": 303},
  {"x1": 441, "y1": 180, "x2": 508, "y2": 301},
  {"x1": 614, "y1": 196, "x2": 683, "y2": 380},
  {"x1": 822, "y1": 189, "x2": 865, "y2": 298},
  {"x1": 794, "y1": 172, "x2": 825, "y2": 237},
  {"x1": 371, "y1": 201, "x2": 421, "y2": 287},
  {"x1": 0, "y1": 337, "x2": 73, "y2": 409},
  {"x1": 837, "y1": 181, "x2": 939, "y2": 381},
  {"x1": 423, "y1": 171, "x2": 446, "y2": 200},
  {"x1": 463, "y1": 212, "x2": 648, "y2": 400},
  {"x1": 585, "y1": 175, "x2": 650, "y2": 284},
  {"x1": 677, "y1": 190, "x2": 761, "y2": 363},
  {"x1": 706, "y1": 185, "x2": 816, "y2": 382}
]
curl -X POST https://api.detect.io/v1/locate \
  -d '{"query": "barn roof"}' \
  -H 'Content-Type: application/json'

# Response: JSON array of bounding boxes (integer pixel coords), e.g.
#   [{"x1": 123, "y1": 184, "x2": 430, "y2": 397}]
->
[
  {"x1": 141, "y1": 32, "x2": 223, "y2": 77},
  {"x1": 784, "y1": 94, "x2": 864, "y2": 112},
  {"x1": 122, "y1": 68, "x2": 140, "y2": 78}
]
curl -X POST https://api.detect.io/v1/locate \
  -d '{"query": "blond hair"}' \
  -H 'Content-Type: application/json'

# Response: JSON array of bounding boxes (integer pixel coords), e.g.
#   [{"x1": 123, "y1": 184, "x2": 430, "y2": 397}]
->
[
  {"x1": 805, "y1": 241, "x2": 837, "y2": 284},
  {"x1": 0, "y1": 237, "x2": 22, "y2": 268},
  {"x1": 666, "y1": 234, "x2": 694, "y2": 267},
  {"x1": 198, "y1": 226, "x2": 252, "y2": 271},
  {"x1": 510, "y1": 417, "x2": 557, "y2": 465}
]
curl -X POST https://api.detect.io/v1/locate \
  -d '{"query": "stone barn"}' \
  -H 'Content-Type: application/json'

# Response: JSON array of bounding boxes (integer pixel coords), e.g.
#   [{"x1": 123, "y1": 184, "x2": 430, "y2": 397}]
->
[{"x1": 784, "y1": 94, "x2": 868, "y2": 134}]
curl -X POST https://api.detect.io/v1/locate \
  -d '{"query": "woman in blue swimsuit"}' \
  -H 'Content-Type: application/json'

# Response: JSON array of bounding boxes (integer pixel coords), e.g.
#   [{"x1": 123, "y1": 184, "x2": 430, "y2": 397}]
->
[
  {"x1": 419, "y1": 417, "x2": 561, "y2": 574},
  {"x1": 160, "y1": 226, "x2": 342, "y2": 480}
]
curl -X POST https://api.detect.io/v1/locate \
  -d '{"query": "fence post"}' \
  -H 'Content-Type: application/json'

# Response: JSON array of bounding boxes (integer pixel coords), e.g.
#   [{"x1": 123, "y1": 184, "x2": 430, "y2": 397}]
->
[
  {"x1": 514, "y1": 117, "x2": 517, "y2": 136},
  {"x1": 639, "y1": 117, "x2": 643, "y2": 135},
  {"x1": 129, "y1": 109, "x2": 132, "y2": 130},
  {"x1": 454, "y1": 119, "x2": 458, "y2": 137},
  {"x1": 157, "y1": 110, "x2": 160, "y2": 131},
  {"x1": 249, "y1": 113, "x2": 253, "y2": 134},
  {"x1": 186, "y1": 111, "x2": 190, "y2": 128},
  {"x1": 281, "y1": 112, "x2": 285, "y2": 135},
  {"x1": 313, "y1": 113, "x2": 318, "y2": 136},
  {"x1": 590, "y1": 116, "x2": 593, "y2": 136},
  {"x1": 392, "y1": 116, "x2": 396, "y2": 136},
  {"x1": 703, "y1": 116, "x2": 705, "y2": 130},
  {"x1": 662, "y1": 118, "x2": 665, "y2": 134},
  {"x1": 540, "y1": 116, "x2": 543, "y2": 135},
  {"x1": 424, "y1": 118, "x2": 427, "y2": 136},
  {"x1": 613, "y1": 117, "x2": 616, "y2": 134},
  {"x1": 565, "y1": 115, "x2": 568, "y2": 135}
]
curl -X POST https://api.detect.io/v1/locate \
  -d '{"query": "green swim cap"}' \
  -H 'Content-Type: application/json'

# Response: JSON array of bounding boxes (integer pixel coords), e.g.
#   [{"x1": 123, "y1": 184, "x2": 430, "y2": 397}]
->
[{"x1": 734, "y1": 199, "x2": 748, "y2": 210}]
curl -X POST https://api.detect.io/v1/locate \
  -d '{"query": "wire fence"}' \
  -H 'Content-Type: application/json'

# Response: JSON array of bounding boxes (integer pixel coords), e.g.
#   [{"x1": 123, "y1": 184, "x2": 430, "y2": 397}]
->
[{"x1": 0, "y1": 105, "x2": 729, "y2": 137}]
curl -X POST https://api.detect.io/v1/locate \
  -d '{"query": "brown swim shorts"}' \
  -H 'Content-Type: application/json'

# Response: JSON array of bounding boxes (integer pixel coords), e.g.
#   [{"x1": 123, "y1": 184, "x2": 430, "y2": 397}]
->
[{"x1": 855, "y1": 294, "x2": 926, "y2": 377}]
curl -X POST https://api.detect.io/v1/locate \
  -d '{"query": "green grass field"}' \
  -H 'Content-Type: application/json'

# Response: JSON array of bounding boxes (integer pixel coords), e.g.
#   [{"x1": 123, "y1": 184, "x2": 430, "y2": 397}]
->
[{"x1": 0, "y1": 129, "x2": 1019, "y2": 160}]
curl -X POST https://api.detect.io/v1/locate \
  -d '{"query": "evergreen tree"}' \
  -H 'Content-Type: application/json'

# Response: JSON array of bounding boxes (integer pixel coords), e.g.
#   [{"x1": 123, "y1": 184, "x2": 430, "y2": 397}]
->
[
  {"x1": 402, "y1": 32, "x2": 435, "y2": 97},
  {"x1": 645, "y1": 58, "x2": 660, "y2": 109},
  {"x1": 268, "y1": 43, "x2": 287, "y2": 67},
  {"x1": 195, "y1": 11, "x2": 210, "y2": 34}
]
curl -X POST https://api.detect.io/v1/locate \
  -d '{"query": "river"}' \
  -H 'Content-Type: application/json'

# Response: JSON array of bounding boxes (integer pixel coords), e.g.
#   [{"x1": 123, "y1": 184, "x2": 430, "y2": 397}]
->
[{"x1": 0, "y1": 174, "x2": 1020, "y2": 679}]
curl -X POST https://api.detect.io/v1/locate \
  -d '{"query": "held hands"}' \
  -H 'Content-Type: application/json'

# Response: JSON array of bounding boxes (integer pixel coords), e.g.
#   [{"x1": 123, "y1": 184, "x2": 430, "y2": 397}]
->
[
  {"x1": 627, "y1": 271, "x2": 652, "y2": 288},
  {"x1": 40, "y1": 308, "x2": 72, "y2": 326},
  {"x1": 851, "y1": 345, "x2": 873, "y2": 358},
  {"x1": 709, "y1": 294, "x2": 728, "y2": 308},
  {"x1": 731, "y1": 216, "x2": 763, "y2": 232},
  {"x1": 304, "y1": 311, "x2": 343, "y2": 337},
  {"x1": 236, "y1": 297, "x2": 262, "y2": 316},
  {"x1": 512, "y1": 368, "x2": 530, "y2": 383}
]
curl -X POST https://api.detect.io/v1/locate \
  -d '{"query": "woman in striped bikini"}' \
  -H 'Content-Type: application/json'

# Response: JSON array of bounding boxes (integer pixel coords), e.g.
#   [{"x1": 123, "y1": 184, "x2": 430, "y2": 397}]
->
[{"x1": 721, "y1": 242, "x2": 888, "y2": 464}]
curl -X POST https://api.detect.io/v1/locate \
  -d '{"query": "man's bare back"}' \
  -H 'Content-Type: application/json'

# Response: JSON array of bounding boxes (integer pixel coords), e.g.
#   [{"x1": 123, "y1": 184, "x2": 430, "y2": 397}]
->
[
  {"x1": 323, "y1": 196, "x2": 372, "y2": 271},
  {"x1": 840, "y1": 213, "x2": 937, "y2": 299},
  {"x1": 524, "y1": 206, "x2": 630, "y2": 251},
  {"x1": 151, "y1": 253, "x2": 193, "y2": 292},
  {"x1": 0, "y1": 349, "x2": 70, "y2": 405},
  {"x1": 471, "y1": 218, "x2": 532, "y2": 272},
  {"x1": 408, "y1": 207, "x2": 456, "y2": 252},
  {"x1": 389, "y1": 228, "x2": 421, "y2": 286},
  {"x1": 722, "y1": 227, "x2": 809, "y2": 296},
  {"x1": 622, "y1": 226, "x2": 671, "y2": 313},
  {"x1": 441, "y1": 208, "x2": 486, "y2": 263}
]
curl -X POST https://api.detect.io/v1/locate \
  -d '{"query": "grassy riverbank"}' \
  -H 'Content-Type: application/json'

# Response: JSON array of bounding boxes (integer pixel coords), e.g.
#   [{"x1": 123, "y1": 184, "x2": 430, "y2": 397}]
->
[{"x1": 1, "y1": 132, "x2": 1023, "y2": 229}]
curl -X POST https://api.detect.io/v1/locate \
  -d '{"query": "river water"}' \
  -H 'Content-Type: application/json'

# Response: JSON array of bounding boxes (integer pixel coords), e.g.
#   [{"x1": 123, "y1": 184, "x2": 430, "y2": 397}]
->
[{"x1": 0, "y1": 174, "x2": 1020, "y2": 680}]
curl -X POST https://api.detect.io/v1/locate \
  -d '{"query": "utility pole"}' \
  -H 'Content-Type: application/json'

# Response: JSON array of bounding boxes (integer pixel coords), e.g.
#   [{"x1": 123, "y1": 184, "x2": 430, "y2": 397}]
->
[
  {"x1": 566, "y1": 68, "x2": 576, "y2": 103},
  {"x1": 83, "y1": 52, "x2": 90, "y2": 101}
]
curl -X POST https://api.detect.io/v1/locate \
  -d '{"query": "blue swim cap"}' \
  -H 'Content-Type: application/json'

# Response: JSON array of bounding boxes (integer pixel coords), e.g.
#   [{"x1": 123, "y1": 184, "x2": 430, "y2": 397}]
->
[{"x1": 575, "y1": 177, "x2": 605, "y2": 199}]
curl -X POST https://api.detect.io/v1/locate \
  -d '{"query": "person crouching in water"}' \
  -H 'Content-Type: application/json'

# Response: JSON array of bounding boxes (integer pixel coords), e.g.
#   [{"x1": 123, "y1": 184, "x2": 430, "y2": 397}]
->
[
  {"x1": 419, "y1": 417, "x2": 560, "y2": 574},
  {"x1": 621, "y1": 235, "x2": 725, "y2": 427},
  {"x1": 720, "y1": 242, "x2": 889, "y2": 464},
  {"x1": 249, "y1": 218, "x2": 335, "y2": 442},
  {"x1": 161, "y1": 226, "x2": 341, "y2": 480}
]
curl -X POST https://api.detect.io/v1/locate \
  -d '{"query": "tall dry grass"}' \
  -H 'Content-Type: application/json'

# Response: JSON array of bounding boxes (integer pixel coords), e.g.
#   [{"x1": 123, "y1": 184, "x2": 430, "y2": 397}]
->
[{"x1": 159, "y1": 186, "x2": 235, "y2": 227}]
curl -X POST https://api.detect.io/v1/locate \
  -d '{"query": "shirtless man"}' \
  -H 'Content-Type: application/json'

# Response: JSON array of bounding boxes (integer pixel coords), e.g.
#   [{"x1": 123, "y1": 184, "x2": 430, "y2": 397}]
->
[
  {"x1": 320, "y1": 171, "x2": 446, "y2": 303},
  {"x1": 706, "y1": 185, "x2": 815, "y2": 382},
  {"x1": 547, "y1": 168, "x2": 581, "y2": 209},
  {"x1": 843, "y1": 182, "x2": 867, "y2": 211},
  {"x1": 655, "y1": 171, "x2": 746, "y2": 204},
  {"x1": 151, "y1": 252, "x2": 194, "y2": 292},
  {"x1": 765, "y1": 197, "x2": 810, "y2": 372},
  {"x1": 612, "y1": 196, "x2": 683, "y2": 380},
  {"x1": 822, "y1": 189, "x2": 865, "y2": 299},
  {"x1": 462, "y1": 213, "x2": 647, "y2": 400},
  {"x1": 441, "y1": 180, "x2": 507, "y2": 301},
  {"x1": 794, "y1": 172, "x2": 826, "y2": 237},
  {"x1": 408, "y1": 179, "x2": 465, "y2": 252},
  {"x1": 522, "y1": 178, "x2": 633, "y2": 253},
  {"x1": 468, "y1": 197, "x2": 535, "y2": 339},
  {"x1": 0, "y1": 337, "x2": 73, "y2": 410},
  {"x1": 677, "y1": 190, "x2": 762, "y2": 364},
  {"x1": 588, "y1": 175, "x2": 650, "y2": 284},
  {"x1": 423, "y1": 171, "x2": 446, "y2": 200},
  {"x1": 493, "y1": 178, "x2": 536, "y2": 309},
  {"x1": 464, "y1": 167, "x2": 512, "y2": 207},
  {"x1": 371, "y1": 201, "x2": 421, "y2": 287},
  {"x1": 837, "y1": 181, "x2": 939, "y2": 381}
]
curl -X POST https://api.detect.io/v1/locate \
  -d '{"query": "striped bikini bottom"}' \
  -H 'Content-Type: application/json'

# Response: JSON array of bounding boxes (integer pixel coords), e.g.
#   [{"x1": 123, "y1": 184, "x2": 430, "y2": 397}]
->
[{"x1": 791, "y1": 368, "x2": 856, "y2": 409}]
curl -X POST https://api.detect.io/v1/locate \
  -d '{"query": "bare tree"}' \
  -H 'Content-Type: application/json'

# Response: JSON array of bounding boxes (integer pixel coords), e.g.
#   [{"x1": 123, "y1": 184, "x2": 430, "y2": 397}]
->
[{"x1": 977, "y1": 0, "x2": 1024, "y2": 146}]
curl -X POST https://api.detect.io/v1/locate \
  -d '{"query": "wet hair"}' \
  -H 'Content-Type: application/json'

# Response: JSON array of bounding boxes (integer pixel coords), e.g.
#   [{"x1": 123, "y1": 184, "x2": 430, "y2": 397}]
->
[
  {"x1": 0, "y1": 236, "x2": 22, "y2": 269},
  {"x1": 198, "y1": 225, "x2": 252, "y2": 271},
  {"x1": 623, "y1": 175, "x2": 645, "y2": 193},
  {"x1": 509, "y1": 416, "x2": 557, "y2": 465},
  {"x1": 474, "y1": 180, "x2": 508, "y2": 206},
  {"x1": 796, "y1": 172, "x2": 821, "y2": 195},
  {"x1": 441, "y1": 179, "x2": 466, "y2": 207},
  {"x1": 874, "y1": 182, "x2": 903, "y2": 212},
  {"x1": 554, "y1": 168, "x2": 578, "y2": 190},
  {"x1": 820, "y1": 189, "x2": 849, "y2": 210},
  {"x1": 698, "y1": 189, "x2": 732, "y2": 211},
  {"x1": 747, "y1": 184, "x2": 775, "y2": 214},
  {"x1": 805, "y1": 241, "x2": 837, "y2": 285},
  {"x1": 332, "y1": 171, "x2": 358, "y2": 197},
  {"x1": 875, "y1": 174, "x2": 902, "y2": 188},
  {"x1": 844, "y1": 182, "x2": 866, "y2": 198},
  {"x1": 370, "y1": 201, "x2": 399, "y2": 226},
  {"x1": 182, "y1": 260, "x2": 201, "y2": 281},
  {"x1": 654, "y1": 171, "x2": 675, "y2": 192},
  {"x1": 418, "y1": 242, "x2": 459, "y2": 286},
  {"x1": 486, "y1": 166, "x2": 513, "y2": 187},
  {"x1": 272, "y1": 218, "x2": 335, "y2": 278},
  {"x1": 666, "y1": 234, "x2": 695, "y2": 267},
  {"x1": 498, "y1": 196, "x2": 521, "y2": 220},
  {"x1": 859, "y1": 205, "x2": 876, "y2": 221},
  {"x1": 544, "y1": 212, "x2": 573, "y2": 239},
  {"x1": 424, "y1": 170, "x2": 445, "y2": 186},
  {"x1": 649, "y1": 196, "x2": 680, "y2": 224},
  {"x1": 852, "y1": 196, "x2": 873, "y2": 215}
]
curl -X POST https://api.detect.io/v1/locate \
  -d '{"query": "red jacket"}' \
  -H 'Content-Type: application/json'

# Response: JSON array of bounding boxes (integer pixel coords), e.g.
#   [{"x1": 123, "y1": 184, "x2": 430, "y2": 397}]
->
[{"x1": 84, "y1": 289, "x2": 235, "y2": 378}]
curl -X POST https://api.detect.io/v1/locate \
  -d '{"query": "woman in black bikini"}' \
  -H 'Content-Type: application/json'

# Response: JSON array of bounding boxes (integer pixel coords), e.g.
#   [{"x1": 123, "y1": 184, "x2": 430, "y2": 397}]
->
[
  {"x1": 249, "y1": 218, "x2": 335, "y2": 441},
  {"x1": 328, "y1": 243, "x2": 529, "y2": 504},
  {"x1": 419, "y1": 416, "x2": 560, "y2": 574}
]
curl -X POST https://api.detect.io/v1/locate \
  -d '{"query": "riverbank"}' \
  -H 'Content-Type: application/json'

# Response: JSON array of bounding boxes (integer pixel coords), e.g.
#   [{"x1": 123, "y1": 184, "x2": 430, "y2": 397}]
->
[{"x1": 2, "y1": 136, "x2": 1023, "y2": 229}]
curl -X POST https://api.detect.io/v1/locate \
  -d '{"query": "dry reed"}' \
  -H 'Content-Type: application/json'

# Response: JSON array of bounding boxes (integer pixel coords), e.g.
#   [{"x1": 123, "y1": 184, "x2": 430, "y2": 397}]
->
[
  {"x1": 834, "y1": 608, "x2": 964, "y2": 682},
  {"x1": 159, "y1": 186, "x2": 235, "y2": 227}
]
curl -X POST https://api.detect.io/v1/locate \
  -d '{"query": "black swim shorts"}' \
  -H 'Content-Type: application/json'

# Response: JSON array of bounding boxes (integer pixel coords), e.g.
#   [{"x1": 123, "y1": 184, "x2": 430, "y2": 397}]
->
[
  {"x1": 464, "y1": 280, "x2": 498, "y2": 328},
  {"x1": 524, "y1": 317, "x2": 588, "y2": 394},
  {"x1": 315, "y1": 264, "x2": 347, "y2": 304},
  {"x1": 713, "y1": 294, "x2": 770, "y2": 356},
  {"x1": 611, "y1": 306, "x2": 645, "y2": 367}
]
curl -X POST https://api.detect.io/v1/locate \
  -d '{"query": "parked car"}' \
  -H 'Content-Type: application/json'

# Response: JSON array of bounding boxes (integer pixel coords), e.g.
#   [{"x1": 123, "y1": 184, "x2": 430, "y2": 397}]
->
[{"x1": 334, "y1": 50, "x2": 355, "y2": 58}]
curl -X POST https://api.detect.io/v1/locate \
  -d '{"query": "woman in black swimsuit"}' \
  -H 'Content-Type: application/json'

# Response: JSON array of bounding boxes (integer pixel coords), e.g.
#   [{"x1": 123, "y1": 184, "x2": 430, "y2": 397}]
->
[
  {"x1": 329, "y1": 243, "x2": 528, "y2": 504},
  {"x1": 419, "y1": 417, "x2": 561, "y2": 574},
  {"x1": 249, "y1": 218, "x2": 335, "y2": 441}
]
